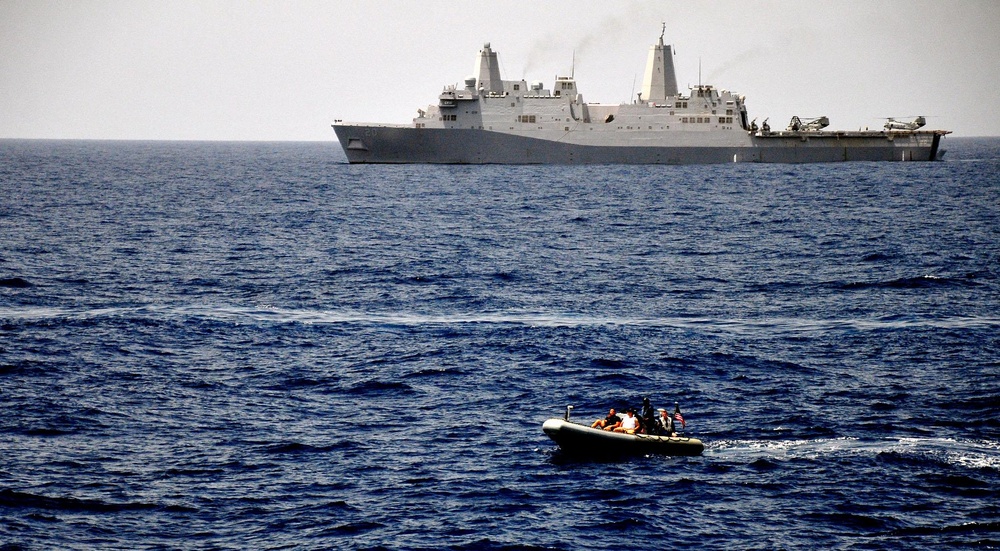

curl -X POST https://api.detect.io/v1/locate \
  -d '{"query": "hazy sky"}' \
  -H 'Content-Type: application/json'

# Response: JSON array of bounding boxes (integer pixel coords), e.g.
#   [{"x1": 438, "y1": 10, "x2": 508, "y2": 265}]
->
[{"x1": 2, "y1": 0, "x2": 998, "y2": 141}]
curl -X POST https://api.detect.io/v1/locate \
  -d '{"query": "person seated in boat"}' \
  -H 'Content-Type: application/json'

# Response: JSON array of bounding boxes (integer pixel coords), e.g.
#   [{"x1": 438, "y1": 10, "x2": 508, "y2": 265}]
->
[
  {"x1": 591, "y1": 408, "x2": 620, "y2": 430},
  {"x1": 656, "y1": 408, "x2": 676, "y2": 437},
  {"x1": 612, "y1": 409, "x2": 640, "y2": 434}
]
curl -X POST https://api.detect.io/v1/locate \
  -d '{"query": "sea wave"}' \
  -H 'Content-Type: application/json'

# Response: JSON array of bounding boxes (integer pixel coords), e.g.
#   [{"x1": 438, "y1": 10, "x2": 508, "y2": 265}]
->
[
  {"x1": 0, "y1": 489, "x2": 195, "y2": 513},
  {"x1": 2, "y1": 304, "x2": 998, "y2": 333}
]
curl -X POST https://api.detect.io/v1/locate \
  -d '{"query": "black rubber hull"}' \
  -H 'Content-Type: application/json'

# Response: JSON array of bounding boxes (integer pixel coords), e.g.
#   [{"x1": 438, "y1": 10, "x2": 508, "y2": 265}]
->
[{"x1": 542, "y1": 419, "x2": 704, "y2": 457}]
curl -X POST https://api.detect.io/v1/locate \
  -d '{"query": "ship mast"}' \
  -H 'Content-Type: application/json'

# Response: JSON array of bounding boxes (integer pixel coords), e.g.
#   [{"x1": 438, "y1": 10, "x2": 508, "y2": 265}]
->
[
  {"x1": 475, "y1": 42, "x2": 504, "y2": 93},
  {"x1": 641, "y1": 22, "x2": 678, "y2": 101}
]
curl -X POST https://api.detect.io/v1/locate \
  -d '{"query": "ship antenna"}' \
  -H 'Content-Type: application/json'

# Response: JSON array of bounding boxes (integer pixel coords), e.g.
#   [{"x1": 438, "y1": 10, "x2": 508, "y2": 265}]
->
[
  {"x1": 698, "y1": 57, "x2": 702, "y2": 89},
  {"x1": 660, "y1": 21, "x2": 665, "y2": 42},
  {"x1": 572, "y1": 49, "x2": 575, "y2": 79}
]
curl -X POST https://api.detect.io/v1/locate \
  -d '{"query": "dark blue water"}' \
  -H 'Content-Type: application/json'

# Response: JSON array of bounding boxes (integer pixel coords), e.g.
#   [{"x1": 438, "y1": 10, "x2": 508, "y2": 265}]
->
[{"x1": 1, "y1": 138, "x2": 998, "y2": 550}]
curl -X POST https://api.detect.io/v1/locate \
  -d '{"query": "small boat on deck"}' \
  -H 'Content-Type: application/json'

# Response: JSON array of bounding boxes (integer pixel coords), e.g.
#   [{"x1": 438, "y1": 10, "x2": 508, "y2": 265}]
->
[{"x1": 542, "y1": 407, "x2": 704, "y2": 457}]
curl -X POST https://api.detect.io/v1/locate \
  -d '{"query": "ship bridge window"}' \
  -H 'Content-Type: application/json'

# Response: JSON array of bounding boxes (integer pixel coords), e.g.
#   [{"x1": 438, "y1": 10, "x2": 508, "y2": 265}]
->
[
  {"x1": 517, "y1": 115, "x2": 537, "y2": 123},
  {"x1": 514, "y1": 84, "x2": 520, "y2": 91}
]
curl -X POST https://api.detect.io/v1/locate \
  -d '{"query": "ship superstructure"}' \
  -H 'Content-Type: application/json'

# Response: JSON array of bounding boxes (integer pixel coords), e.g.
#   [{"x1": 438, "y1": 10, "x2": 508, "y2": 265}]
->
[{"x1": 333, "y1": 29, "x2": 947, "y2": 164}]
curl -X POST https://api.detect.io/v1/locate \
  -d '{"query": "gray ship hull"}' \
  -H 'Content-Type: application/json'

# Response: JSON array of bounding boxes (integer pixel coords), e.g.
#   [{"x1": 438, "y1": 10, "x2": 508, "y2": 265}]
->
[{"x1": 334, "y1": 124, "x2": 945, "y2": 165}]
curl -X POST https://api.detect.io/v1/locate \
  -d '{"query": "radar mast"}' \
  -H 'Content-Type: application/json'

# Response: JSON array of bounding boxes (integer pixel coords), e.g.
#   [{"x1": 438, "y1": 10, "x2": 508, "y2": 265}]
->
[{"x1": 641, "y1": 23, "x2": 679, "y2": 101}]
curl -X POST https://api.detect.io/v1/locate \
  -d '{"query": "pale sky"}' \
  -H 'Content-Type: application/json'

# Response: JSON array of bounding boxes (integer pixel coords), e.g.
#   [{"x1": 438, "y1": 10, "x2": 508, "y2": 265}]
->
[{"x1": 2, "y1": 0, "x2": 998, "y2": 141}]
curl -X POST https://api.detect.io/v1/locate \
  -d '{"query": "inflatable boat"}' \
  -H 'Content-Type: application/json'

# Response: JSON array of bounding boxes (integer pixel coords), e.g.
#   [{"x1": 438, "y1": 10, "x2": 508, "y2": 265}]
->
[{"x1": 542, "y1": 408, "x2": 704, "y2": 457}]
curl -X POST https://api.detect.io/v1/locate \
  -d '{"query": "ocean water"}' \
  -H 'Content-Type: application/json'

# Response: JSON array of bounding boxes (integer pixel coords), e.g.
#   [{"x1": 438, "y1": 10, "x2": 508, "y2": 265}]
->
[{"x1": 1, "y1": 137, "x2": 998, "y2": 550}]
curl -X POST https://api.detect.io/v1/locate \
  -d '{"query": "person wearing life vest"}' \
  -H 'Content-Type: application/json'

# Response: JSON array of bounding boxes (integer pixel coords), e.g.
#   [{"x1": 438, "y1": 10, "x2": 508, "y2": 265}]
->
[{"x1": 656, "y1": 408, "x2": 676, "y2": 437}]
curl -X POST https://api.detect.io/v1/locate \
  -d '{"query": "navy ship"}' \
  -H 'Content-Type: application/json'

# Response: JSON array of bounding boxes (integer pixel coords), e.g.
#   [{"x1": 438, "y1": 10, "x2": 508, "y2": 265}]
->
[{"x1": 333, "y1": 28, "x2": 948, "y2": 164}]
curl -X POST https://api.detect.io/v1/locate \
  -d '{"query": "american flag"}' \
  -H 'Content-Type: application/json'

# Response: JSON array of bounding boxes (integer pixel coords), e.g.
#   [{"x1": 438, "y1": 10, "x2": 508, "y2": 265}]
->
[{"x1": 674, "y1": 405, "x2": 686, "y2": 428}]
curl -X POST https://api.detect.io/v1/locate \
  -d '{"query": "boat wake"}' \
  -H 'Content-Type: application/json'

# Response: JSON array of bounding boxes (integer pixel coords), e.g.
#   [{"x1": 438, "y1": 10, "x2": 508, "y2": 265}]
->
[
  {"x1": 2, "y1": 305, "x2": 998, "y2": 333},
  {"x1": 708, "y1": 436, "x2": 1000, "y2": 470}
]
